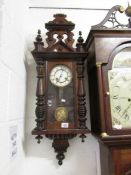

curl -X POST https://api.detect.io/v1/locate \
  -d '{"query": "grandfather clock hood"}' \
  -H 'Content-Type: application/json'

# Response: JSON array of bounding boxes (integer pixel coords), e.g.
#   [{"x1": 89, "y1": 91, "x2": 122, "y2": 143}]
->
[{"x1": 31, "y1": 14, "x2": 89, "y2": 165}]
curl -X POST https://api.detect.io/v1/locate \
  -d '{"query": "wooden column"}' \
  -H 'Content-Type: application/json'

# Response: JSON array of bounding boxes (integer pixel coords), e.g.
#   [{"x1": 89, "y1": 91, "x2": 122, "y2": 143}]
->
[
  {"x1": 34, "y1": 61, "x2": 45, "y2": 143},
  {"x1": 76, "y1": 59, "x2": 87, "y2": 130}
]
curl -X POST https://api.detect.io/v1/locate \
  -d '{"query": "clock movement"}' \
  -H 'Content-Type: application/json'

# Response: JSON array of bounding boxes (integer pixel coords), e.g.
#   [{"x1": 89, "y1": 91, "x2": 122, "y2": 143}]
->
[
  {"x1": 31, "y1": 14, "x2": 89, "y2": 165},
  {"x1": 86, "y1": 5, "x2": 131, "y2": 175}
]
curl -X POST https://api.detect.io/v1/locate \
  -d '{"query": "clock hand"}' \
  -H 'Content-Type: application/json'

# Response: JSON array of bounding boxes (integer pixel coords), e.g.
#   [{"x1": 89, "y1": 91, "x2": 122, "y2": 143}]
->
[
  {"x1": 119, "y1": 97, "x2": 131, "y2": 101},
  {"x1": 119, "y1": 97, "x2": 131, "y2": 102},
  {"x1": 58, "y1": 70, "x2": 68, "y2": 83},
  {"x1": 56, "y1": 70, "x2": 64, "y2": 82},
  {"x1": 119, "y1": 97, "x2": 128, "y2": 99}
]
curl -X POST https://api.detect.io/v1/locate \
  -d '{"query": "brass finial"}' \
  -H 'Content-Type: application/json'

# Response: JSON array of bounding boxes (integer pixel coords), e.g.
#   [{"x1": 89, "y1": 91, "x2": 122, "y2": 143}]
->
[
  {"x1": 125, "y1": 2, "x2": 131, "y2": 17},
  {"x1": 119, "y1": 6, "x2": 125, "y2": 13}
]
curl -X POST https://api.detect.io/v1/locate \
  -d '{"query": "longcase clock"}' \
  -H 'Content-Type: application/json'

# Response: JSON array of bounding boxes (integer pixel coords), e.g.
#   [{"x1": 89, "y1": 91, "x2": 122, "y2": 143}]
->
[
  {"x1": 31, "y1": 14, "x2": 89, "y2": 165},
  {"x1": 86, "y1": 5, "x2": 131, "y2": 175}
]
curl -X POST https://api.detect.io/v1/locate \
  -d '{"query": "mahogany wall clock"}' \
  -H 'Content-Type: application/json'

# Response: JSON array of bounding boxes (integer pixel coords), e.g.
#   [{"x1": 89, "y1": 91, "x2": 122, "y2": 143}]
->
[
  {"x1": 86, "y1": 5, "x2": 131, "y2": 175},
  {"x1": 31, "y1": 14, "x2": 89, "y2": 165}
]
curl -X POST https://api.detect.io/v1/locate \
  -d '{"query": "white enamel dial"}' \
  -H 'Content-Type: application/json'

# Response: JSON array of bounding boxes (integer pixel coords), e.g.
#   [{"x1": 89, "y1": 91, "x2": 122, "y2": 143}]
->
[
  {"x1": 49, "y1": 65, "x2": 72, "y2": 87},
  {"x1": 108, "y1": 69, "x2": 131, "y2": 128}
]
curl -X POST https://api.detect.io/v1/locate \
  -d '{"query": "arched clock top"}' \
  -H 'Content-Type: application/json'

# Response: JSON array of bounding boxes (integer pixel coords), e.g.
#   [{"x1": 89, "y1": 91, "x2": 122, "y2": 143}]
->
[
  {"x1": 107, "y1": 43, "x2": 131, "y2": 69},
  {"x1": 112, "y1": 47, "x2": 131, "y2": 68}
]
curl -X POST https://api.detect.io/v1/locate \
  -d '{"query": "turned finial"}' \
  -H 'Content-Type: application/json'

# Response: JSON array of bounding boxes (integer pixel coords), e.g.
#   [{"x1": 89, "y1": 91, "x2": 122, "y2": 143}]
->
[
  {"x1": 36, "y1": 30, "x2": 43, "y2": 42},
  {"x1": 76, "y1": 31, "x2": 85, "y2": 52}
]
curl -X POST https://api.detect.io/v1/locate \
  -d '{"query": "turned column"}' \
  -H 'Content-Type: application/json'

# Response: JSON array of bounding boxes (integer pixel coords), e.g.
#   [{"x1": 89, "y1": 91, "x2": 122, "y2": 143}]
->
[
  {"x1": 35, "y1": 61, "x2": 45, "y2": 131},
  {"x1": 76, "y1": 59, "x2": 87, "y2": 129},
  {"x1": 33, "y1": 30, "x2": 46, "y2": 143}
]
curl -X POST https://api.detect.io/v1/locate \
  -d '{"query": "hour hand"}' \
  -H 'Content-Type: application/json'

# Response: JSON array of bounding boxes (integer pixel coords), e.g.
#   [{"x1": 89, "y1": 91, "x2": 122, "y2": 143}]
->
[{"x1": 58, "y1": 70, "x2": 64, "y2": 82}]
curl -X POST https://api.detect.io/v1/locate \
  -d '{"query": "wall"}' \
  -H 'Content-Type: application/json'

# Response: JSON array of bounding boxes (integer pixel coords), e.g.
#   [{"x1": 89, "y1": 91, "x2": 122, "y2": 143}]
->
[
  {"x1": 0, "y1": 0, "x2": 28, "y2": 175},
  {"x1": 24, "y1": 1, "x2": 131, "y2": 175},
  {"x1": 0, "y1": 0, "x2": 130, "y2": 175}
]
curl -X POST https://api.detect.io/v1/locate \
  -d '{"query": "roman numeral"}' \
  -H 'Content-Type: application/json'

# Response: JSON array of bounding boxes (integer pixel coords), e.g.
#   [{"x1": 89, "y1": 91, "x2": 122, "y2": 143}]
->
[
  {"x1": 113, "y1": 95, "x2": 118, "y2": 99},
  {"x1": 115, "y1": 105, "x2": 121, "y2": 112},
  {"x1": 124, "y1": 113, "x2": 129, "y2": 120}
]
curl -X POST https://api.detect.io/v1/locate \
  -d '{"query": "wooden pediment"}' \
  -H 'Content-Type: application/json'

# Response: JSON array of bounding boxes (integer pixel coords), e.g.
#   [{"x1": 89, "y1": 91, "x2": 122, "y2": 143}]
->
[
  {"x1": 46, "y1": 40, "x2": 74, "y2": 52},
  {"x1": 45, "y1": 14, "x2": 75, "y2": 52},
  {"x1": 32, "y1": 14, "x2": 86, "y2": 56}
]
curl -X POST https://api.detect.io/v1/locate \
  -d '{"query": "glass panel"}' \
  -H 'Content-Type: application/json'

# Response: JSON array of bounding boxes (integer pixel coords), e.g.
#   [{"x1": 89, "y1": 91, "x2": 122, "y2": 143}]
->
[{"x1": 47, "y1": 64, "x2": 75, "y2": 126}]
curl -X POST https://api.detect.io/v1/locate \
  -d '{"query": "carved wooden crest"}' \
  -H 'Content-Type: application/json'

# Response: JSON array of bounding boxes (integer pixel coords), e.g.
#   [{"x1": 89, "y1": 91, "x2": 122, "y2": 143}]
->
[
  {"x1": 92, "y1": 5, "x2": 131, "y2": 29},
  {"x1": 45, "y1": 14, "x2": 75, "y2": 52}
]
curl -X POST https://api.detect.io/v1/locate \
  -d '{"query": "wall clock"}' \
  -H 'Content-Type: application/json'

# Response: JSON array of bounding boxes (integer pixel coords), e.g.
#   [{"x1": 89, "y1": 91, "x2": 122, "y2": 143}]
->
[
  {"x1": 31, "y1": 14, "x2": 89, "y2": 165},
  {"x1": 85, "y1": 5, "x2": 131, "y2": 175}
]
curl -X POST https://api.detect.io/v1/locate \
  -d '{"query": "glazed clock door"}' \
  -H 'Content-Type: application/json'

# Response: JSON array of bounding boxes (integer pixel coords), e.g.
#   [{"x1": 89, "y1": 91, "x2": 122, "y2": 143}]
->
[
  {"x1": 47, "y1": 61, "x2": 77, "y2": 130},
  {"x1": 107, "y1": 45, "x2": 131, "y2": 134}
]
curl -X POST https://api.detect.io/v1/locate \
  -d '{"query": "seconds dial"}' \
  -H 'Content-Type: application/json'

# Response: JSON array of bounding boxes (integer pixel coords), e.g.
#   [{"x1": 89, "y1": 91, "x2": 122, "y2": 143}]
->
[{"x1": 49, "y1": 65, "x2": 72, "y2": 87}]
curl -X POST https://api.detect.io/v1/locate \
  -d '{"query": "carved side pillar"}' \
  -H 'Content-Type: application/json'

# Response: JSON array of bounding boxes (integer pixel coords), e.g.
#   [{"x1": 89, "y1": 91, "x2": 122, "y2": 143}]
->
[
  {"x1": 76, "y1": 59, "x2": 87, "y2": 130},
  {"x1": 35, "y1": 60, "x2": 45, "y2": 143},
  {"x1": 76, "y1": 31, "x2": 87, "y2": 130},
  {"x1": 76, "y1": 31, "x2": 87, "y2": 142}
]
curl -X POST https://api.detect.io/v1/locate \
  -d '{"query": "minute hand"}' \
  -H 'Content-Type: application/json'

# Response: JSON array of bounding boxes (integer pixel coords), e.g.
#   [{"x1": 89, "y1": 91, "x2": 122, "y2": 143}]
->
[
  {"x1": 119, "y1": 97, "x2": 131, "y2": 99},
  {"x1": 58, "y1": 70, "x2": 64, "y2": 82}
]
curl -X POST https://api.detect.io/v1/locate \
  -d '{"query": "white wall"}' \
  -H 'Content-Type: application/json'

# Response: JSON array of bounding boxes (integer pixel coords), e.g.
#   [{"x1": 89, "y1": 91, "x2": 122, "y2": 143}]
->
[
  {"x1": 0, "y1": 0, "x2": 131, "y2": 175},
  {"x1": 0, "y1": 0, "x2": 28, "y2": 175},
  {"x1": 24, "y1": 1, "x2": 131, "y2": 175}
]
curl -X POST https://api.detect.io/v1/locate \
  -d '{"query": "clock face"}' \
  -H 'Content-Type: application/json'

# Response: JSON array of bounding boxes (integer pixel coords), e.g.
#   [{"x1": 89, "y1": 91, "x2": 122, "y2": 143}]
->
[
  {"x1": 108, "y1": 69, "x2": 131, "y2": 129},
  {"x1": 49, "y1": 65, "x2": 72, "y2": 87}
]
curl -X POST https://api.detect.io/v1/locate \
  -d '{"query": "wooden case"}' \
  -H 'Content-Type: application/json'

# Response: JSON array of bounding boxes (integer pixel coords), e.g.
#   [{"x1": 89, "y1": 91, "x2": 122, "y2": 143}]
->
[
  {"x1": 31, "y1": 14, "x2": 89, "y2": 165},
  {"x1": 86, "y1": 5, "x2": 131, "y2": 175}
]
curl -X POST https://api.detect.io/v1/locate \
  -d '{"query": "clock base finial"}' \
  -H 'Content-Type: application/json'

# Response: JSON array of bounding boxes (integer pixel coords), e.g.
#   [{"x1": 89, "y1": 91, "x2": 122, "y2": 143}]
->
[
  {"x1": 56, "y1": 153, "x2": 65, "y2": 165},
  {"x1": 52, "y1": 139, "x2": 69, "y2": 165},
  {"x1": 80, "y1": 134, "x2": 86, "y2": 142}
]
